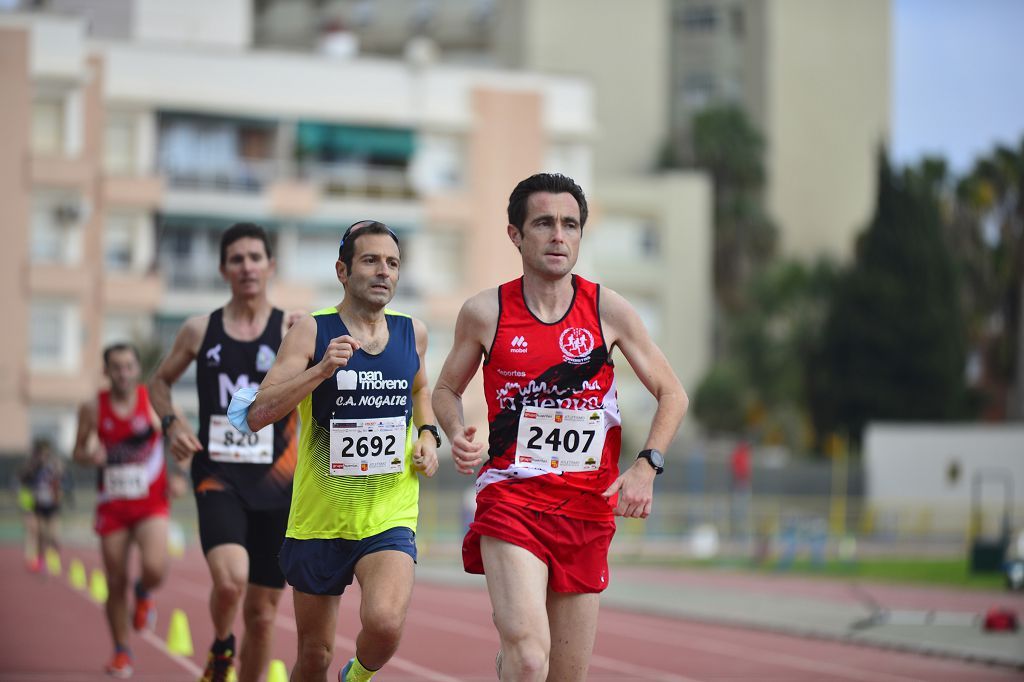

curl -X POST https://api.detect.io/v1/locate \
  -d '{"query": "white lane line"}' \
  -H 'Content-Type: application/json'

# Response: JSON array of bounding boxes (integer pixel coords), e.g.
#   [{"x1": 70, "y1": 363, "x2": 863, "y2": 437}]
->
[
  {"x1": 140, "y1": 628, "x2": 204, "y2": 677},
  {"x1": 168, "y1": 574, "x2": 462, "y2": 682},
  {"x1": 61, "y1": 558, "x2": 202, "y2": 679}
]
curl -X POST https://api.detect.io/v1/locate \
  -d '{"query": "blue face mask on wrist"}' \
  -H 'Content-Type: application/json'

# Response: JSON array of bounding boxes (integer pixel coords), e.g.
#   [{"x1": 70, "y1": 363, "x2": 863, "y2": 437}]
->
[{"x1": 226, "y1": 386, "x2": 260, "y2": 435}]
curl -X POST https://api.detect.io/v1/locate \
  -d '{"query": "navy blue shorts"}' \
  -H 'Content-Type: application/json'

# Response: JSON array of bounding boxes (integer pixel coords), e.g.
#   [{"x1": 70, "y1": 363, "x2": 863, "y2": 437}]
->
[{"x1": 279, "y1": 526, "x2": 417, "y2": 596}]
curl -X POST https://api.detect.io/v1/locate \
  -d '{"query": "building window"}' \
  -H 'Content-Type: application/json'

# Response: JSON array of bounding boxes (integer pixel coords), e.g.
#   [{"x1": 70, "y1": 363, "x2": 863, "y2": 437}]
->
[
  {"x1": 104, "y1": 111, "x2": 138, "y2": 175},
  {"x1": 676, "y1": 5, "x2": 717, "y2": 32},
  {"x1": 411, "y1": 229, "x2": 462, "y2": 294},
  {"x1": 103, "y1": 313, "x2": 153, "y2": 348},
  {"x1": 31, "y1": 97, "x2": 64, "y2": 155},
  {"x1": 158, "y1": 113, "x2": 277, "y2": 192},
  {"x1": 289, "y1": 233, "x2": 346, "y2": 287},
  {"x1": 29, "y1": 299, "x2": 79, "y2": 372},
  {"x1": 591, "y1": 214, "x2": 663, "y2": 266},
  {"x1": 105, "y1": 211, "x2": 143, "y2": 271},
  {"x1": 681, "y1": 72, "x2": 715, "y2": 110},
  {"x1": 30, "y1": 192, "x2": 85, "y2": 265}
]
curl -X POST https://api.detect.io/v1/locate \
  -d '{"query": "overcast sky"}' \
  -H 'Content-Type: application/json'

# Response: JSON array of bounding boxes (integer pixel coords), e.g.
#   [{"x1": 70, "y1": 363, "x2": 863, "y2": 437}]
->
[{"x1": 892, "y1": 0, "x2": 1024, "y2": 173}]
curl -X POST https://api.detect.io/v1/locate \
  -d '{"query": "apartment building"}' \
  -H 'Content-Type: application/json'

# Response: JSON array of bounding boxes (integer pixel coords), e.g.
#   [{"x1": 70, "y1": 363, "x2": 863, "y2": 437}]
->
[
  {"x1": 669, "y1": 0, "x2": 890, "y2": 261},
  {"x1": 0, "y1": 2, "x2": 600, "y2": 455}
]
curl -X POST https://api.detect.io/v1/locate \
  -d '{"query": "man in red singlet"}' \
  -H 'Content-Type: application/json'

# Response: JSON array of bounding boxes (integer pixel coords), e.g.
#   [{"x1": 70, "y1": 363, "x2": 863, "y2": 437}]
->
[
  {"x1": 73, "y1": 342, "x2": 183, "y2": 678},
  {"x1": 433, "y1": 173, "x2": 689, "y2": 681}
]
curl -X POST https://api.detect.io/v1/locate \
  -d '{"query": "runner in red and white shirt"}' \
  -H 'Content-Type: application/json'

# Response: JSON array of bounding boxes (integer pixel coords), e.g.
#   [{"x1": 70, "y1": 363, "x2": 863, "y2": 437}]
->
[
  {"x1": 74, "y1": 343, "x2": 185, "y2": 678},
  {"x1": 433, "y1": 173, "x2": 688, "y2": 681}
]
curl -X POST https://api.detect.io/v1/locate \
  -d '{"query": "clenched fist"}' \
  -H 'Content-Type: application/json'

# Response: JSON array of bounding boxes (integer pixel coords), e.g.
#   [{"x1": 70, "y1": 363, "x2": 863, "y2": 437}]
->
[{"x1": 317, "y1": 335, "x2": 361, "y2": 379}]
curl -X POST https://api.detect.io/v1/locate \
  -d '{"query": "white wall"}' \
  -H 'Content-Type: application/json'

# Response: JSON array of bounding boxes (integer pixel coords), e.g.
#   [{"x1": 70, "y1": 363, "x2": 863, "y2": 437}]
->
[{"x1": 864, "y1": 423, "x2": 1024, "y2": 517}]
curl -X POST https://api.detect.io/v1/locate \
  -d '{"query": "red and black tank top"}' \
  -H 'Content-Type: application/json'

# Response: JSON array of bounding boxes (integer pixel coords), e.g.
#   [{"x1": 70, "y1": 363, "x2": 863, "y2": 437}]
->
[
  {"x1": 480, "y1": 275, "x2": 622, "y2": 521},
  {"x1": 96, "y1": 385, "x2": 166, "y2": 504}
]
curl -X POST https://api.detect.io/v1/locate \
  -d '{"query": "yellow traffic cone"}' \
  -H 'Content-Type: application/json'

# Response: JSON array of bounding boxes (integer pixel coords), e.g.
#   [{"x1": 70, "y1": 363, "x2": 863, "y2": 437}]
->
[
  {"x1": 45, "y1": 548, "x2": 61, "y2": 576},
  {"x1": 68, "y1": 559, "x2": 87, "y2": 590},
  {"x1": 89, "y1": 569, "x2": 108, "y2": 603},
  {"x1": 267, "y1": 659, "x2": 288, "y2": 682},
  {"x1": 166, "y1": 608, "x2": 194, "y2": 656}
]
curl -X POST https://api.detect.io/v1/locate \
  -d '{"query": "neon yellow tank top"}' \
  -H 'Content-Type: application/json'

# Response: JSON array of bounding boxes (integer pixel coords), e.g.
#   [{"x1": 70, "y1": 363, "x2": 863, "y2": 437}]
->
[{"x1": 286, "y1": 308, "x2": 420, "y2": 540}]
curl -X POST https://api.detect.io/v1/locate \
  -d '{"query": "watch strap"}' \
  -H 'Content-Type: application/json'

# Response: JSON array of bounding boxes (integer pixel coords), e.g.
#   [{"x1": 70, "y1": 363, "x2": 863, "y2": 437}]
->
[
  {"x1": 637, "y1": 448, "x2": 664, "y2": 474},
  {"x1": 161, "y1": 414, "x2": 178, "y2": 432},
  {"x1": 418, "y1": 424, "x2": 442, "y2": 448}
]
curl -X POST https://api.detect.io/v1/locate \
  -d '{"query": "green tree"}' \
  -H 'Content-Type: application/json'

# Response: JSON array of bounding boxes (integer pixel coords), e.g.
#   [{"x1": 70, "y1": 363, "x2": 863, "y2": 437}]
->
[
  {"x1": 690, "y1": 361, "x2": 748, "y2": 435},
  {"x1": 674, "y1": 105, "x2": 777, "y2": 315},
  {"x1": 951, "y1": 139, "x2": 1024, "y2": 419},
  {"x1": 812, "y1": 150, "x2": 968, "y2": 444}
]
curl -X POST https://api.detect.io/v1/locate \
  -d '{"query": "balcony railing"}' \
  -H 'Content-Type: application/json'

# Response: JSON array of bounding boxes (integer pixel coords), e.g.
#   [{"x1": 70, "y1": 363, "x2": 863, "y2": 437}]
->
[
  {"x1": 298, "y1": 160, "x2": 415, "y2": 199},
  {"x1": 160, "y1": 156, "x2": 280, "y2": 193}
]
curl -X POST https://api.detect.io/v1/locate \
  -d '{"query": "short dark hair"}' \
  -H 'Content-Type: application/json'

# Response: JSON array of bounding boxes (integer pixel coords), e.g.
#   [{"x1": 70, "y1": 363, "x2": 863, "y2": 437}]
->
[
  {"x1": 338, "y1": 220, "x2": 401, "y2": 273},
  {"x1": 507, "y1": 173, "x2": 589, "y2": 232},
  {"x1": 103, "y1": 342, "x2": 140, "y2": 368},
  {"x1": 31, "y1": 438, "x2": 53, "y2": 457},
  {"x1": 220, "y1": 222, "x2": 272, "y2": 266}
]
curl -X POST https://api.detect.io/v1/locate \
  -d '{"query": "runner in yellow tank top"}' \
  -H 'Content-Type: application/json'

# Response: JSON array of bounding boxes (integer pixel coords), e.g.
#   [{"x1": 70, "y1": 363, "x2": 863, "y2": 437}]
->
[{"x1": 230, "y1": 221, "x2": 439, "y2": 682}]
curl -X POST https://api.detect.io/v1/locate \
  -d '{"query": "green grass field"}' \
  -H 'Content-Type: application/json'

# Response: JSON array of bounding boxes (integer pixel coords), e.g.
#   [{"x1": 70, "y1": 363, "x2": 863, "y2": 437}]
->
[{"x1": 664, "y1": 556, "x2": 1009, "y2": 590}]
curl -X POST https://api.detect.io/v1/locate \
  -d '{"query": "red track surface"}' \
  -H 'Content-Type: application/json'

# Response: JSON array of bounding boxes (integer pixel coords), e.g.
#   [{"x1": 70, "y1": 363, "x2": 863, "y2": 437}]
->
[{"x1": 0, "y1": 546, "x2": 1019, "y2": 681}]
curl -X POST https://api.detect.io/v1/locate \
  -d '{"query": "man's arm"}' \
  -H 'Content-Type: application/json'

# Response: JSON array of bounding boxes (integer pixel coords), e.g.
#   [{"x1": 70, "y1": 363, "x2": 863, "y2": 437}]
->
[
  {"x1": 432, "y1": 291, "x2": 496, "y2": 475},
  {"x1": 72, "y1": 401, "x2": 104, "y2": 467},
  {"x1": 148, "y1": 316, "x2": 205, "y2": 463},
  {"x1": 409, "y1": 317, "x2": 438, "y2": 477},
  {"x1": 247, "y1": 315, "x2": 359, "y2": 431},
  {"x1": 599, "y1": 287, "x2": 689, "y2": 518}
]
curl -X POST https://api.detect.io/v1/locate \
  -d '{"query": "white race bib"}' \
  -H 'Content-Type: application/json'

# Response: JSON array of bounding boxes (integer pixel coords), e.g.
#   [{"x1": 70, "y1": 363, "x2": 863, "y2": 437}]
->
[
  {"x1": 208, "y1": 415, "x2": 273, "y2": 464},
  {"x1": 329, "y1": 416, "x2": 406, "y2": 477},
  {"x1": 103, "y1": 464, "x2": 148, "y2": 500},
  {"x1": 515, "y1": 406, "x2": 606, "y2": 473}
]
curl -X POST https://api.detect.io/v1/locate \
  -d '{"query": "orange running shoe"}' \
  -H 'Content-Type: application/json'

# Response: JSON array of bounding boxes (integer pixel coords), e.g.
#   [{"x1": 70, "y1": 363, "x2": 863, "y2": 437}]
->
[
  {"x1": 105, "y1": 649, "x2": 133, "y2": 678},
  {"x1": 132, "y1": 582, "x2": 156, "y2": 631}
]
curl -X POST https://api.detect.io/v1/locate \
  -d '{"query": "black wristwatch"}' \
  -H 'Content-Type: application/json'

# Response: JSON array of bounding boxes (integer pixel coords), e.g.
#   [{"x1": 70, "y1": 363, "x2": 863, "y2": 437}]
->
[
  {"x1": 637, "y1": 448, "x2": 665, "y2": 475},
  {"x1": 418, "y1": 424, "x2": 442, "y2": 448},
  {"x1": 161, "y1": 414, "x2": 178, "y2": 432}
]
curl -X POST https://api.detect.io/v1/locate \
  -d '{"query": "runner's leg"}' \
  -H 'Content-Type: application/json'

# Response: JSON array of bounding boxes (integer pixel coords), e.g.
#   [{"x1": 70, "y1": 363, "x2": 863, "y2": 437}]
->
[
  {"x1": 481, "y1": 535, "x2": 551, "y2": 682},
  {"x1": 292, "y1": 590, "x2": 341, "y2": 681},
  {"x1": 99, "y1": 528, "x2": 133, "y2": 649},
  {"x1": 239, "y1": 585, "x2": 283, "y2": 682},
  {"x1": 133, "y1": 514, "x2": 170, "y2": 593},
  {"x1": 206, "y1": 544, "x2": 249, "y2": 639},
  {"x1": 545, "y1": 591, "x2": 599, "y2": 682},
  {"x1": 352, "y1": 550, "x2": 415, "y2": 670},
  {"x1": 237, "y1": 505, "x2": 288, "y2": 681}
]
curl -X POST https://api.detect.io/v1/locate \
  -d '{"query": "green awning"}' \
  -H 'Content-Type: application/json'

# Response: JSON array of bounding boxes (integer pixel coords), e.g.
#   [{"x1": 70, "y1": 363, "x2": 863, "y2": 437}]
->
[{"x1": 297, "y1": 122, "x2": 415, "y2": 161}]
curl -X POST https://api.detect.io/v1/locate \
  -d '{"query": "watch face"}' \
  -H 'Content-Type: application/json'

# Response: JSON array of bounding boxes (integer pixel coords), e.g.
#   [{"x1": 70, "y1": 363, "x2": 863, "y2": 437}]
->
[{"x1": 650, "y1": 449, "x2": 665, "y2": 467}]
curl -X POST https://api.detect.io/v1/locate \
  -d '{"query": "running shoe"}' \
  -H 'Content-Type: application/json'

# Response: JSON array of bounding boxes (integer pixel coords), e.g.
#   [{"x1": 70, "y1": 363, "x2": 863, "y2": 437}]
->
[
  {"x1": 105, "y1": 650, "x2": 133, "y2": 678},
  {"x1": 132, "y1": 582, "x2": 156, "y2": 631},
  {"x1": 198, "y1": 647, "x2": 237, "y2": 682},
  {"x1": 338, "y1": 658, "x2": 354, "y2": 682}
]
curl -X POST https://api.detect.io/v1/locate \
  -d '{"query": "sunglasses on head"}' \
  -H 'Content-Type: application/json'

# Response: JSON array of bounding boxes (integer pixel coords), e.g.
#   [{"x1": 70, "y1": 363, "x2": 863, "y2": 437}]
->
[{"x1": 339, "y1": 220, "x2": 399, "y2": 254}]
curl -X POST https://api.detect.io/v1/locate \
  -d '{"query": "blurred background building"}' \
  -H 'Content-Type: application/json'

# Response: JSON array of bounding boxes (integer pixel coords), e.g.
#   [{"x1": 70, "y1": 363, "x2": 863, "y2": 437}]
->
[{"x1": 0, "y1": 0, "x2": 713, "y2": 459}]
